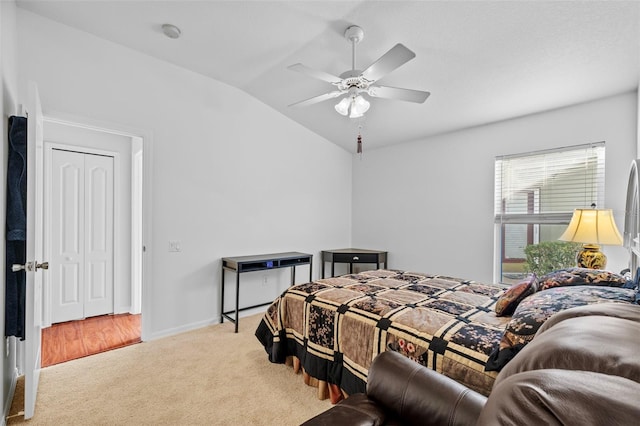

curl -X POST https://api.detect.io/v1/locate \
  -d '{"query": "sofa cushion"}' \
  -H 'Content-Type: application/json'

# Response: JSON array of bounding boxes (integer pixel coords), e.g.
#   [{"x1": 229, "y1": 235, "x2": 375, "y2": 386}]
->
[
  {"x1": 494, "y1": 274, "x2": 537, "y2": 317},
  {"x1": 495, "y1": 313, "x2": 640, "y2": 385},
  {"x1": 538, "y1": 267, "x2": 629, "y2": 291},
  {"x1": 478, "y1": 370, "x2": 640, "y2": 426},
  {"x1": 485, "y1": 286, "x2": 636, "y2": 371}
]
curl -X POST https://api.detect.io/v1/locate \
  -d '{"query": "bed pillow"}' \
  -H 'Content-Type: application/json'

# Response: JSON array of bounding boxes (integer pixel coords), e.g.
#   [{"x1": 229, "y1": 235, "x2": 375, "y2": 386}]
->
[
  {"x1": 495, "y1": 274, "x2": 537, "y2": 317},
  {"x1": 485, "y1": 285, "x2": 636, "y2": 372},
  {"x1": 538, "y1": 267, "x2": 630, "y2": 291}
]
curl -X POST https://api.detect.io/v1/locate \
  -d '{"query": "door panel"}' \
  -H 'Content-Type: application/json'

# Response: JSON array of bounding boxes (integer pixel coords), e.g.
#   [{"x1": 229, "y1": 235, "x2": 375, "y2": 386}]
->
[{"x1": 60, "y1": 264, "x2": 80, "y2": 303}]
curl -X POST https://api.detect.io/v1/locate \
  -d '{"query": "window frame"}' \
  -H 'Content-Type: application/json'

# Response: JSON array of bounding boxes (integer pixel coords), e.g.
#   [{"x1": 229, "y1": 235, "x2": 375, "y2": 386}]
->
[{"x1": 493, "y1": 142, "x2": 606, "y2": 283}]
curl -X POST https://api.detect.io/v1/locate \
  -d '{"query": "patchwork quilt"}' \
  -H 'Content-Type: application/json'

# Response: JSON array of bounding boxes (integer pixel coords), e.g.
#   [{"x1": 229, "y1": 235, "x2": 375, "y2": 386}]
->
[{"x1": 255, "y1": 269, "x2": 510, "y2": 396}]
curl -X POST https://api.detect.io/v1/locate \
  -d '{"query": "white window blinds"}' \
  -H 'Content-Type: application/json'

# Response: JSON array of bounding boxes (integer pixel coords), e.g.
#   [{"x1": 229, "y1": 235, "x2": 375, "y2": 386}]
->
[{"x1": 495, "y1": 142, "x2": 606, "y2": 225}]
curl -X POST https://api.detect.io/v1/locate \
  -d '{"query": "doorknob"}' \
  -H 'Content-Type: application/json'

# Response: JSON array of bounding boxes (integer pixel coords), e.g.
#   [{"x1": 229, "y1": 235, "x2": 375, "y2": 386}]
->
[
  {"x1": 12, "y1": 261, "x2": 33, "y2": 272},
  {"x1": 11, "y1": 261, "x2": 49, "y2": 272}
]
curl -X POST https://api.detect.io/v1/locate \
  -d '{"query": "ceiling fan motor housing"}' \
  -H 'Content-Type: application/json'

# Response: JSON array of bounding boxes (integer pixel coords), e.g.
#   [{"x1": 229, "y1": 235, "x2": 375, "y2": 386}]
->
[{"x1": 338, "y1": 70, "x2": 369, "y2": 91}]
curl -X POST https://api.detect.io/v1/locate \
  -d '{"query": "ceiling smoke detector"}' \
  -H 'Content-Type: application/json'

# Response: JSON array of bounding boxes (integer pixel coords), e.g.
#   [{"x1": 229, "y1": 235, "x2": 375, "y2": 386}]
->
[{"x1": 162, "y1": 24, "x2": 181, "y2": 39}]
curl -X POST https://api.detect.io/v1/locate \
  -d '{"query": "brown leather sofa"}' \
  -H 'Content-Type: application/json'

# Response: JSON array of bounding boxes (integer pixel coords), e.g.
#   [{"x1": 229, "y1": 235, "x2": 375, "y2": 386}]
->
[{"x1": 302, "y1": 303, "x2": 640, "y2": 425}]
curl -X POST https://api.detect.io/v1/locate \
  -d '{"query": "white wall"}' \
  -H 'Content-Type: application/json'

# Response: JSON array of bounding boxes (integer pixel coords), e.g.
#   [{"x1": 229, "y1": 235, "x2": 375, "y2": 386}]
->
[
  {"x1": 16, "y1": 9, "x2": 353, "y2": 339},
  {"x1": 1, "y1": 0, "x2": 19, "y2": 419},
  {"x1": 353, "y1": 92, "x2": 638, "y2": 283}
]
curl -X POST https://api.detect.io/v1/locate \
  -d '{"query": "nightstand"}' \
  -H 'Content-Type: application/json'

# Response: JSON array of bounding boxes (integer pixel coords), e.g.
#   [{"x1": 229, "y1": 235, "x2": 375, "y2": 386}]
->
[{"x1": 321, "y1": 248, "x2": 387, "y2": 278}]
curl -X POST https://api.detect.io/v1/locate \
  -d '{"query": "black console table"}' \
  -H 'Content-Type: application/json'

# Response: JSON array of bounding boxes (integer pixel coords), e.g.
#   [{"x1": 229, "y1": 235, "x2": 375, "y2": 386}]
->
[
  {"x1": 321, "y1": 248, "x2": 387, "y2": 278},
  {"x1": 221, "y1": 252, "x2": 312, "y2": 332}
]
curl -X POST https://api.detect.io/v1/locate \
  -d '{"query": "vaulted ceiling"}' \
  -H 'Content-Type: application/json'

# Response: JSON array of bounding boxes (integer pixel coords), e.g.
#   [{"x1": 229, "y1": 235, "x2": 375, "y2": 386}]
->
[{"x1": 16, "y1": 1, "x2": 640, "y2": 152}]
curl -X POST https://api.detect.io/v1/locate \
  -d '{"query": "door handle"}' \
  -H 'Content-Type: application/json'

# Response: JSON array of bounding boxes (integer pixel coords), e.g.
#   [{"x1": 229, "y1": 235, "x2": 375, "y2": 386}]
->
[
  {"x1": 12, "y1": 261, "x2": 33, "y2": 272},
  {"x1": 11, "y1": 261, "x2": 49, "y2": 272}
]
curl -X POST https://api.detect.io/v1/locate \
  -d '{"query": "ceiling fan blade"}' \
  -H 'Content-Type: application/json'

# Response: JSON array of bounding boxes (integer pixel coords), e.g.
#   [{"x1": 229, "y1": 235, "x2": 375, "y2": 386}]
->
[
  {"x1": 368, "y1": 85, "x2": 430, "y2": 103},
  {"x1": 289, "y1": 90, "x2": 345, "y2": 107},
  {"x1": 288, "y1": 63, "x2": 343, "y2": 85},
  {"x1": 361, "y1": 44, "x2": 416, "y2": 83}
]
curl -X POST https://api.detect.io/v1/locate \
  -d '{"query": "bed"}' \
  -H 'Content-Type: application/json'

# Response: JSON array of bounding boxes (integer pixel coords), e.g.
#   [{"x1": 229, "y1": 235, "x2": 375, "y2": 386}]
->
[
  {"x1": 255, "y1": 267, "x2": 634, "y2": 400},
  {"x1": 255, "y1": 159, "x2": 640, "y2": 401}
]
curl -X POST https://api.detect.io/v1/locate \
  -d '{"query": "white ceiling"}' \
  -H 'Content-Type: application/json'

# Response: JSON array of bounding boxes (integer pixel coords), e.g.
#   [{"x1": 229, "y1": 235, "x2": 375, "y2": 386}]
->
[{"x1": 16, "y1": 0, "x2": 640, "y2": 152}]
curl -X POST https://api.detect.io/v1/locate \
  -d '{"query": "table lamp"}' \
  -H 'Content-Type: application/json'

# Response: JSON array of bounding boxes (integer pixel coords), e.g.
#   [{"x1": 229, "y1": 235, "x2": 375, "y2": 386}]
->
[{"x1": 558, "y1": 207, "x2": 623, "y2": 269}]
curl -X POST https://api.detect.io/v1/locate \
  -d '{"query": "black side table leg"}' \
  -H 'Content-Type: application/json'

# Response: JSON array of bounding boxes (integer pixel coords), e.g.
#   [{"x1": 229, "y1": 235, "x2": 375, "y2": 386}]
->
[
  {"x1": 220, "y1": 268, "x2": 225, "y2": 324},
  {"x1": 234, "y1": 272, "x2": 240, "y2": 333}
]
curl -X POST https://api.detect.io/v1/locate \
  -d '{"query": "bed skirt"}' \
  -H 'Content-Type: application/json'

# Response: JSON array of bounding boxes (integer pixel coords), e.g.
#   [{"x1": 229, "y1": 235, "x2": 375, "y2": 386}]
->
[{"x1": 256, "y1": 318, "x2": 365, "y2": 399}]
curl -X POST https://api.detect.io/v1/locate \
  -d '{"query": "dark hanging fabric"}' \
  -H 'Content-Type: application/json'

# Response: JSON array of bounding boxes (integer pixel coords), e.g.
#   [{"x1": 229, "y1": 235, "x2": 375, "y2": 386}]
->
[{"x1": 5, "y1": 115, "x2": 27, "y2": 340}]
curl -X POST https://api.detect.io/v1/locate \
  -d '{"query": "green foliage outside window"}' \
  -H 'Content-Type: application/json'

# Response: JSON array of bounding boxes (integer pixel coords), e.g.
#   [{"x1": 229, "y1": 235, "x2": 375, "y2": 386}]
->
[{"x1": 523, "y1": 241, "x2": 582, "y2": 276}]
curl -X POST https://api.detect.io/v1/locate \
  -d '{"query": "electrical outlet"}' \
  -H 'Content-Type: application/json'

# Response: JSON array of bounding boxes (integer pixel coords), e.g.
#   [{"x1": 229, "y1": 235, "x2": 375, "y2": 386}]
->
[{"x1": 168, "y1": 240, "x2": 181, "y2": 252}]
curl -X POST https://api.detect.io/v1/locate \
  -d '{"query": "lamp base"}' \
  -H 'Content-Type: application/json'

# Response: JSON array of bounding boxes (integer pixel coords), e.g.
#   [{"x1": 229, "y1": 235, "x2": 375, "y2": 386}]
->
[{"x1": 576, "y1": 244, "x2": 607, "y2": 269}]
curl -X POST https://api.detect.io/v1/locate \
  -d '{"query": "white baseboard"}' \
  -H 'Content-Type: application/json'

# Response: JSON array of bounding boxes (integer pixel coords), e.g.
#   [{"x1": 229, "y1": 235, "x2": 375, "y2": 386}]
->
[
  {"x1": 147, "y1": 317, "x2": 218, "y2": 341},
  {"x1": 146, "y1": 308, "x2": 267, "y2": 341}
]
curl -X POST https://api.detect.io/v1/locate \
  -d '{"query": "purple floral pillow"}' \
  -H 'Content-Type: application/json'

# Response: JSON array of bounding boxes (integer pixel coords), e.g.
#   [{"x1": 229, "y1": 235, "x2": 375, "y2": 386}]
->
[{"x1": 538, "y1": 268, "x2": 630, "y2": 291}]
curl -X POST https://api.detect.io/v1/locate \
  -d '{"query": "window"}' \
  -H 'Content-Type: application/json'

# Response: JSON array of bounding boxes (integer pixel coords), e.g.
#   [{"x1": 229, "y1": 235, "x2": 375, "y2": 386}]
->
[{"x1": 494, "y1": 142, "x2": 605, "y2": 283}]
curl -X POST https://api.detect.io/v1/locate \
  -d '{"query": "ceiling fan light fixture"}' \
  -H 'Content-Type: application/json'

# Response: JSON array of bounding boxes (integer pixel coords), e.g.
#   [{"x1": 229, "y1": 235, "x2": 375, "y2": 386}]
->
[
  {"x1": 336, "y1": 91, "x2": 370, "y2": 118},
  {"x1": 353, "y1": 95, "x2": 370, "y2": 115},
  {"x1": 335, "y1": 97, "x2": 350, "y2": 116}
]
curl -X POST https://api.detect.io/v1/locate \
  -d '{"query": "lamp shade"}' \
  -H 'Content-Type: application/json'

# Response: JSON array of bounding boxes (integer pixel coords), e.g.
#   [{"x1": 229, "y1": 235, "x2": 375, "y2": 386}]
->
[{"x1": 558, "y1": 209, "x2": 623, "y2": 246}]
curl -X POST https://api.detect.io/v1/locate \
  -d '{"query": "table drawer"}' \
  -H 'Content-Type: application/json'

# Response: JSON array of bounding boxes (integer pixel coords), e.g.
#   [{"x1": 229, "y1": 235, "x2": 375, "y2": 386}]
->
[{"x1": 332, "y1": 253, "x2": 380, "y2": 263}]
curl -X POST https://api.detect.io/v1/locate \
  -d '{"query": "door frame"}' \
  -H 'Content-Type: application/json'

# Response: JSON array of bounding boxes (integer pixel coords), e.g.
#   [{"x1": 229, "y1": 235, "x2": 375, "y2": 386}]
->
[
  {"x1": 39, "y1": 113, "x2": 153, "y2": 341},
  {"x1": 44, "y1": 143, "x2": 119, "y2": 325}
]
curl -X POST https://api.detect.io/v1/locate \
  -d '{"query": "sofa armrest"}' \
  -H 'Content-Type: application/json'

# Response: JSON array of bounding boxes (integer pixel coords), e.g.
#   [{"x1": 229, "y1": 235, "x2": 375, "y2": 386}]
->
[{"x1": 367, "y1": 351, "x2": 487, "y2": 426}]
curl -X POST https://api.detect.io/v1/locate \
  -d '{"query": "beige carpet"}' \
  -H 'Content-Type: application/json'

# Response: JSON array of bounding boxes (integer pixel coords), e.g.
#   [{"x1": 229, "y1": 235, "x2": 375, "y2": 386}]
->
[{"x1": 7, "y1": 313, "x2": 331, "y2": 425}]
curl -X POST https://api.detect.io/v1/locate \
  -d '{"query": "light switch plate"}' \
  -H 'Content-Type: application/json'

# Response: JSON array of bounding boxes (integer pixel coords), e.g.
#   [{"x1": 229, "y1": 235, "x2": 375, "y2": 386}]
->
[{"x1": 168, "y1": 240, "x2": 181, "y2": 252}]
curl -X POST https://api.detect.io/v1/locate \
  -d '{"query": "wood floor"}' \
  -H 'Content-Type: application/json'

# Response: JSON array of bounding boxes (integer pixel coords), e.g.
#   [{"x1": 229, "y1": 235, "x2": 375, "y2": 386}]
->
[{"x1": 41, "y1": 313, "x2": 141, "y2": 367}]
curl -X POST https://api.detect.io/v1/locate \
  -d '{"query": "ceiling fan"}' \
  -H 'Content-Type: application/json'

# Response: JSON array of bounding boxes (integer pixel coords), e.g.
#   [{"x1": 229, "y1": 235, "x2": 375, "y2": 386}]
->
[{"x1": 288, "y1": 25, "x2": 430, "y2": 118}]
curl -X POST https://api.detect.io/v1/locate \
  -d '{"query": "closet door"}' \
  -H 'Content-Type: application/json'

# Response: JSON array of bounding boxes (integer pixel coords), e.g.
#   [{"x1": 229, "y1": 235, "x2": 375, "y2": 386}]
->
[{"x1": 51, "y1": 149, "x2": 114, "y2": 323}]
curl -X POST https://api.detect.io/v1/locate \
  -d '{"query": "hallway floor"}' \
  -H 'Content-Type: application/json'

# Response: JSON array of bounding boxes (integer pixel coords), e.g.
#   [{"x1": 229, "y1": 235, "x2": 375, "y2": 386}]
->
[{"x1": 41, "y1": 313, "x2": 141, "y2": 367}]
